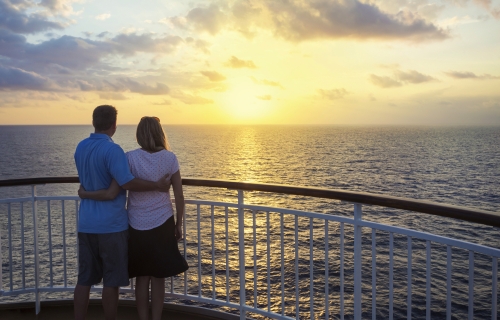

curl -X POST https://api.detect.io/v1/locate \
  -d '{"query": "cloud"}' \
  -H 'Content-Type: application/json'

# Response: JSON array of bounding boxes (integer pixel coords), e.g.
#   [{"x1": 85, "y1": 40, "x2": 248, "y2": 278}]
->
[
  {"x1": 114, "y1": 78, "x2": 170, "y2": 95},
  {"x1": 256, "y1": 94, "x2": 271, "y2": 100},
  {"x1": 121, "y1": 78, "x2": 170, "y2": 95},
  {"x1": 186, "y1": 4, "x2": 227, "y2": 35},
  {"x1": 0, "y1": 30, "x2": 184, "y2": 72},
  {"x1": 472, "y1": 0, "x2": 500, "y2": 19},
  {"x1": 370, "y1": 69, "x2": 436, "y2": 87},
  {"x1": 442, "y1": 0, "x2": 500, "y2": 19},
  {"x1": 369, "y1": 74, "x2": 403, "y2": 88},
  {"x1": 266, "y1": 1, "x2": 449, "y2": 42},
  {"x1": 395, "y1": 70, "x2": 436, "y2": 83},
  {"x1": 200, "y1": 70, "x2": 226, "y2": 82},
  {"x1": 0, "y1": 65, "x2": 55, "y2": 90},
  {"x1": 95, "y1": 14, "x2": 111, "y2": 21},
  {"x1": 439, "y1": 15, "x2": 480, "y2": 27},
  {"x1": 418, "y1": 3, "x2": 446, "y2": 21},
  {"x1": 160, "y1": 16, "x2": 189, "y2": 29},
  {"x1": 39, "y1": 0, "x2": 83, "y2": 17},
  {"x1": 317, "y1": 88, "x2": 349, "y2": 100},
  {"x1": 152, "y1": 99, "x2": 172, "y2": 105},
  {"x1": 170, "y1": 91, "x2": 213, "y2": 104},
  {"x1": 250, "y1": 76, "x2": 284, "y2": 88},
  {"x1": 76, "y1": 77, "x2": 170, "y2": 95},
  {"x1": 185, "y1": 37, "x2": 211, "y2": 54},
  {"x1": 225, "y1": 56, "x2": 257, "y2": 69},
  {"x1": 110, "y1": 33, "x2": 183, "y2": 56},
  {"x1": 98, "y1": 92, "x2": 127, "y2": 100},
  {"x1": 0, "y1": 0, "x2": 65, "y2": 34},
  {"x1": 97, "y1": 31, "x2": 109, "y2": 38},
  {"x1": 444, "y1": 71, "x2": 500, "y2": 79},
  {"x1": 170, "y1": 0, "x2": 448, "y2": 42}
]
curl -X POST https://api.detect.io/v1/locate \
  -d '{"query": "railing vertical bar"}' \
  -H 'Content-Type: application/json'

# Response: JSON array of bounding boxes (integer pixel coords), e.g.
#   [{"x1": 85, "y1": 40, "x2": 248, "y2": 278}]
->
[
  {"x1": 309, "y1": 217, "x2": 314, "y2": 319},
  {"x1": 21, "y1": 202, "x2": 25, "y2": 289},
  {"x1": 8, "y1": 203, "x2": 13, "y2": 291},
  {"x1": 426, "y1": 240, "x2": 431, "y2": 320},
  {"x1": 62, "y1": 200, "x2": 67, "y2": 287},
  {"x1": 340, "y1": 222, "x2": 345, "y2": 320},
  {"x1": 354, "y1": 203, "x2": 362, "y2": 320},
  {"x1": 238, "y1": 190, "x2": 246, "y2": 320},
  {"x1": 469, "y1": 251, "x2": 474, "y2": 320},
  {"x1": 211, "y1": 205, "x2": 215, "y2": 300},
  {"x1": 280, "y1": 212, "x2": 285, "y2": 316},
  {"x1": 75, "y1": 200, "x2": 79, "y2": 282},
  {"x1": 389, "y1": 232, "x2": 394, "y2": 320},
  {"x1": 253, "y1": 209, "x2": 257, "y2": 309},
  {"x1": 295, "y1": 215, "x2": 299, "y2": 319},
  {"x1": 325, "y1": 220, "x2": 329, "y2": 320},
  {"x1": 225, "y1": 206, "x2": 229, "y2": 303},
  {"x1": 267, "y1": 211, "x2": 271, "y2": 313},
  {"x1": 183, "y1": 205, "x2": 187, "y2": 296},
  {"x1": 47, "y1": 200, "x2": 53, "y2": 287},
  {"x1": 446, "y1": 245, "x2": 451, "y2": 320},
  {"x1": 197, "y1": 204, "x2": 201, "y2": 298},
  {"x1": 0, "y1": 205, "x2": 2, "y2": 293},
  {"x1": 492, "y1": 257, "x2": 498, "y2": 320},
  {"x1": 170, "y1": 276, "x2": 174, "y2": 294},
  {"x1": 407, "y1": 236, "x2": 412, "y2": 320},
  {"x1": 372, "y1": 229, "x2": 376, "y2": 320},
  {"x1": 31, "y1": 185, "x2": 40, "y2": 314}
]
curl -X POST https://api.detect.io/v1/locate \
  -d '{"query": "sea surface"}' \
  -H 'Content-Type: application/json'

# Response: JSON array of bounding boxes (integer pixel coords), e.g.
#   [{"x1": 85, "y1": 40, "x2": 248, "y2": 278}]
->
[{"x1": 0, "y1": 125, "x2": 499, "y2": 319}]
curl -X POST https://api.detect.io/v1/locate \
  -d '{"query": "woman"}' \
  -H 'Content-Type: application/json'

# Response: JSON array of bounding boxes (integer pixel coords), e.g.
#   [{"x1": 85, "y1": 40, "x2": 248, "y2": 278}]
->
[{"x1": 79, "y1": 116, "x2": 188, "y2": 320}]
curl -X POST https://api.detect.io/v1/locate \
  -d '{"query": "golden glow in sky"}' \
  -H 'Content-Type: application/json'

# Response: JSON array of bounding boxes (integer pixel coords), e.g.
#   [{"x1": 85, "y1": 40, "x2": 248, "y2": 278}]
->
[{"x1": 0, "y1": 0, "x2": 499, "y2": 125}]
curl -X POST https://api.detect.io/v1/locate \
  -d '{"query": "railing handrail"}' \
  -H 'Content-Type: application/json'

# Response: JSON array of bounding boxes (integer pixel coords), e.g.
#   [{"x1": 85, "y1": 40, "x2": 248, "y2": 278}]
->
[{"x1": 0, "y1": 176, "x2": 499, "y2": 228}]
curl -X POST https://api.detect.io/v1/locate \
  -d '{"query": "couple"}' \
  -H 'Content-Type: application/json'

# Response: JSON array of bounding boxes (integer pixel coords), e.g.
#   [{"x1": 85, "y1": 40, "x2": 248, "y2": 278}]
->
[{"x1": 74, "y1": 105, "x2": 188, "y2": 320}]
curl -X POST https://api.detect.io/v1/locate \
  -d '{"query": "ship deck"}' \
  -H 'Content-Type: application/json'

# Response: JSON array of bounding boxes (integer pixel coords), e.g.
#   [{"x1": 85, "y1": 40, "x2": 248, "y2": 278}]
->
[{"x1": 0, "y1": 300, "x2": 238, "y2": 320}]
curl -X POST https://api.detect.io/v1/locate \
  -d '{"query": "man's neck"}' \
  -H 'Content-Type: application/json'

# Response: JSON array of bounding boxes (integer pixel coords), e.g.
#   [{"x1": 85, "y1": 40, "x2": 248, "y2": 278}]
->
[{"x1": 94, "y1": 129, "x2": 113, "y2": 137}]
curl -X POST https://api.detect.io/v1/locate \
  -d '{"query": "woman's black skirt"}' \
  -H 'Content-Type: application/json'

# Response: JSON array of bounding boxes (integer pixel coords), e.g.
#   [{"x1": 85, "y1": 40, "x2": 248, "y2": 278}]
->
[{"x1": 128, "y1": 216, "x2": 189, "y2": 278}]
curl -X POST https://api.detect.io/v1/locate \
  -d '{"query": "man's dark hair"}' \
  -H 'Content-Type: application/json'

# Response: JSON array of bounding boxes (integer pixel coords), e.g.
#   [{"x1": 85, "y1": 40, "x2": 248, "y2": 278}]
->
[{"x1": 93, "y1": 105, "x2": 117, "y2": 131}]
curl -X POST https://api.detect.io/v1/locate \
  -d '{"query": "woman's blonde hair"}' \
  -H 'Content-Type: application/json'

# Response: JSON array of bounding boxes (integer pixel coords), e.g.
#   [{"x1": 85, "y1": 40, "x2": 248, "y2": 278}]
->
[{"x1": 136, "y1": 116, "x2": 171, "y2": 152}]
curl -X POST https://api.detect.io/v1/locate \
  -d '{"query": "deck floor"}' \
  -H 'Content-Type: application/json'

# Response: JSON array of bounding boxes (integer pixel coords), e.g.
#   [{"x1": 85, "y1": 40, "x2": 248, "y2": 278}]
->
[{"x1": 0, "y1": 300, "x2": 240, "y2": 320}]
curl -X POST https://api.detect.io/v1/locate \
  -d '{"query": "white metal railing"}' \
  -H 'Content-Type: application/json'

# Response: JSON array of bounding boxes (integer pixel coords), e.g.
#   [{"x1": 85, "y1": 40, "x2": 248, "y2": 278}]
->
[{"x1": 0, "y1": 181, "x2": 499, "y2": 319}]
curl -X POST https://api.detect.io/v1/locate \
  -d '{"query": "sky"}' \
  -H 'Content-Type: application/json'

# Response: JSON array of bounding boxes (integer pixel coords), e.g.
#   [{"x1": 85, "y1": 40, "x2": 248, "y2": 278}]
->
[{"x1": 0, "y1": 0, "x2": 499, "y2": 125}]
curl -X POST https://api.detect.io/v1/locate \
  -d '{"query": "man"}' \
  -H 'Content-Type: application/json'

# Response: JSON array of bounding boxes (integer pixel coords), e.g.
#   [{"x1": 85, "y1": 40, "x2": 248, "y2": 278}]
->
[{"x1": 74, "y1": 105, "x2": 170, "y2": 320}]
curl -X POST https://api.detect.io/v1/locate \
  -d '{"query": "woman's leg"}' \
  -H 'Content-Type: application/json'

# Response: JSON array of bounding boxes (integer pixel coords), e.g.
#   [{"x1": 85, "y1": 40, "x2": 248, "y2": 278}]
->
[
  {"x1": 150, "y1": 277, "x2": 165, "y2": 320},
  {"x1": 135, "y1": 276, "x2": 151, "y2": 320}
]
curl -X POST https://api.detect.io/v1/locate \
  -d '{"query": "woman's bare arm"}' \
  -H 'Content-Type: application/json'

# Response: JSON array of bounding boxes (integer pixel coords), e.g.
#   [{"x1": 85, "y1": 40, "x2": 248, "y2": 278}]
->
[
  {"x1": 78, "y1": 179, "x2": 121, "y2": 200},
  {"x1": 171, "y1": 170, "x2": 184, "y2": 241}
]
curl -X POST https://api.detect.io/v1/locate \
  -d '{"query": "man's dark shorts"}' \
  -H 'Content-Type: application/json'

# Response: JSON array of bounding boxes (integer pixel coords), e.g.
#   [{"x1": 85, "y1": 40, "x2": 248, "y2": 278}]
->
[{"x1": 77, "y1": 230, "x2": 129, "y2": 287}]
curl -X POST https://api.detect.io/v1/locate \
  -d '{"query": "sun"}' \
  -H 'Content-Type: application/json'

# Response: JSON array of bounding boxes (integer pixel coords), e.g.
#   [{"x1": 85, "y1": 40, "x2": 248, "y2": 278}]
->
[{"x1": 221, "y1": 81, "x2": 272, "y2": 122}]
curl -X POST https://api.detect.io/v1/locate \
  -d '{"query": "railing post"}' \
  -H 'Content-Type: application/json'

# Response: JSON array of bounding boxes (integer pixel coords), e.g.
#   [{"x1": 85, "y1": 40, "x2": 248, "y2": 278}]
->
[
  {"x1": 238, "y1": 190, "x2": 246, "y2": 320},
  {"x1": 0, "y1": 208, "x2": 2, "y2": 296},
  {"x1": 354, "y1": 203, "x2": 362, "y2": 320},
  {"x1": 31, "y1": 185, "x2": 40, "y2": 314}
]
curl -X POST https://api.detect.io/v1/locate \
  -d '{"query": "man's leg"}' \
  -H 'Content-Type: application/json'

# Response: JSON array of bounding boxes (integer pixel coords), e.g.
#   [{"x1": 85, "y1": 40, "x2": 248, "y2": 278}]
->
[
  {"x1": 100, "y1": 230, "x2": 129, "y2": 320},
  {"x1": 150, "y1": 277, "x2": 165, "y2": 320},
  {"x1": 135, "y1": 276, "x2": 151, "y2": 320},
  {"x1": 74, "y1": 284, "x2": 91, "y2": 320},
  {"x1": 75, "y1": 233, "x2": 100, "y2": 320},
  {"x1": 102, "y1": 286, "x2": 120, "y2": 320}
]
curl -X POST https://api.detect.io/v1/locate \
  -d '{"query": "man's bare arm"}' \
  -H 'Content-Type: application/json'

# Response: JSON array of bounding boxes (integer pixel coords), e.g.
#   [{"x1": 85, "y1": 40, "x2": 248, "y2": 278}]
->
[
  {"x1": 78, "y1": 180, "x2": 121, "y2": 200},
  {"x1": 122, "y1": 174, "x2": 171, "y2": 192}
]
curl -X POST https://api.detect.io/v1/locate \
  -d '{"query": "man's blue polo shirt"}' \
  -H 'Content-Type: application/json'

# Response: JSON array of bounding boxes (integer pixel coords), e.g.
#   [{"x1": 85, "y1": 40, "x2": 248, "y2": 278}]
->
[{"x1": 74, "y1": 133, "x2": 135, "y2": 233}]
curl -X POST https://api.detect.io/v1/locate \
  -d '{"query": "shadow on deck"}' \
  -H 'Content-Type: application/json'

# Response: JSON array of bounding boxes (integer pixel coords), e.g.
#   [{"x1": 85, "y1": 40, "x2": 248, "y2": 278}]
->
[{"x1": 0, "y1": 299, "x2": 240, "y2": 320}]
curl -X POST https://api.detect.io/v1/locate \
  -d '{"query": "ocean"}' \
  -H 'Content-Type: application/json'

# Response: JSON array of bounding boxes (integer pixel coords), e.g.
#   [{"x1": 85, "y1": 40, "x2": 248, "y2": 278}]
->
[{"x1": 0, "y1": 125, "x2": 499, "y2": 319}]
